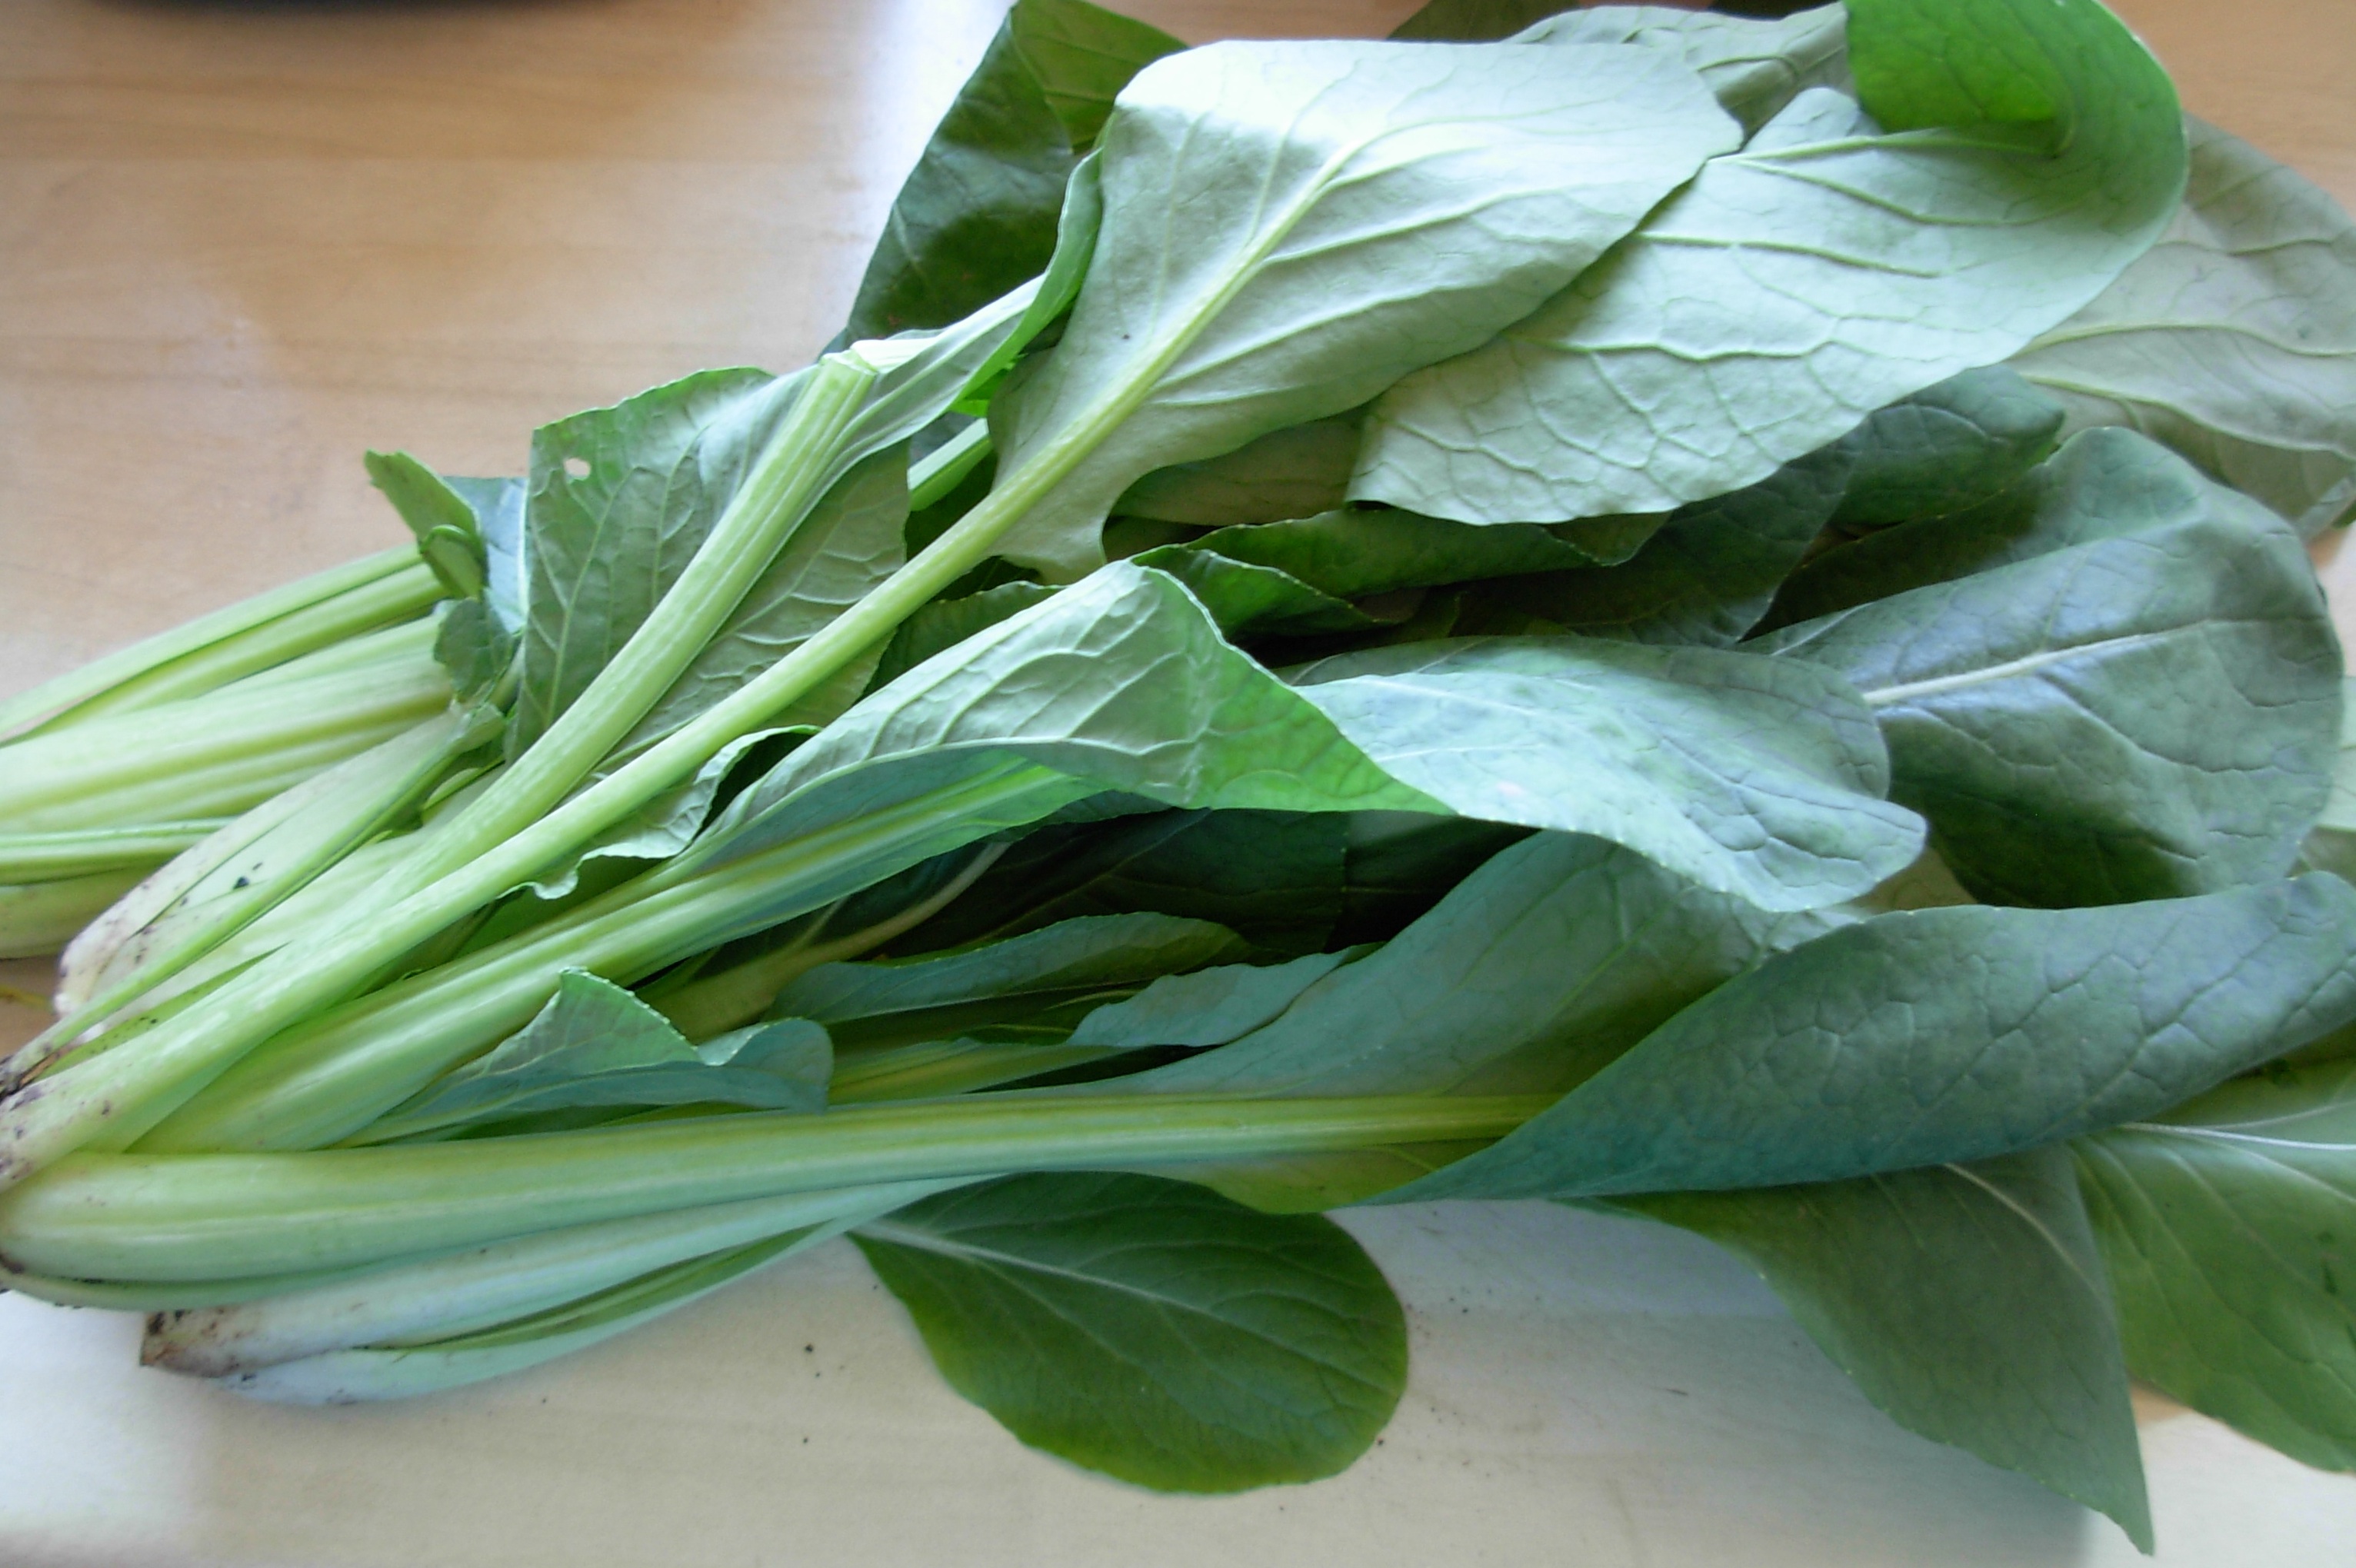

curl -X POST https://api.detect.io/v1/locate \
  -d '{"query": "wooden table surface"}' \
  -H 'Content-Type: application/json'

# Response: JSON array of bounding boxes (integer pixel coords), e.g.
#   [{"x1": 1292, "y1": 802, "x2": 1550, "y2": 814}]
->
[{"x1": 2, "y1": 2, "x2": 2353, "y2": 1563}]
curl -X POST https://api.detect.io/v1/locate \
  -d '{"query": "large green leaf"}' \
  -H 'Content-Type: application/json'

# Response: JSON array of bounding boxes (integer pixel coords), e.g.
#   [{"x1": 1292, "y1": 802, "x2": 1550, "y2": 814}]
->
[
  {"x1": 511, "y1": 368, "x2": 804, "y2": 757},
  {"x1": 1388, "y1": 874, "x2": 2356, "y2": 1203},
  {"x1": 898, "y1": 808, "x2": 1351, "y2": 956},
  {"x1": 1113, "y1": 414, "x2": 1365, "y2": 529},
  {"x1": 1470, "y1": 441, "x2": 1851, "y2": 646},
  {"x1": 1114, "y1": 833, "x2": 1801, "y2": 1103},
  {"x1": 1516, "y1": 1, "x2": 1848, "y2": 133},
  {"x1": 1828, "y1": 365, "x2": 2063, "y2": 529},
  {"x1": 1618, "y1": 1146, "x2": 2151, "y2": 1549},
  {"x1": 358, "y1": 970, "x2": 830, "y2": 1144},
  {"x1": 851, "y1": 1171, "x2": 1406, "y2": 1491},
  {"x1": 1355, "y1": 0, "x2": 2185, "y2": 523},
  {"x1": 2074, "y1": 1054, "x2": 2356, "y2": 1470},
  {"x1": 1762, "y1": 425, "x2": 2197, "y2": 631},
  {"x1": 1286, "y1": 634, "x2": 1922, "y2": 911},
  {"x1": 987, "y1": 38, "x2": 1742, "y2": 577},
  {"x1": 700, "y1": 564, "x2": 1918, "y2": 913},
  {"x1": 1759, "y1": 444, "x2": 2341, "y2": 905},
  {"x1": 836, "y1": 0, "x2": 1182, "y2": 344},
  {"x1": 2013, "y1": 118, "x2": 2356, "y2": 536}
]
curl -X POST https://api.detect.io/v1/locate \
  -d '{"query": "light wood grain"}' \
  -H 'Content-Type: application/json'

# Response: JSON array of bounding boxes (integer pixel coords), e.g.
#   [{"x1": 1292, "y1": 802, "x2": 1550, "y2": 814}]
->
[{"x1": 2, "y1": 4, "x2": 2354, "y2": 1564}]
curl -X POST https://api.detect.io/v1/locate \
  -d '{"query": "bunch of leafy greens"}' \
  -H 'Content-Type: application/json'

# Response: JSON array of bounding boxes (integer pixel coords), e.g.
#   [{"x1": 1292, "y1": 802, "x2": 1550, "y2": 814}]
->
[{"x1": 4, "y1": 0, "x2": 2354, "y2": 1550}]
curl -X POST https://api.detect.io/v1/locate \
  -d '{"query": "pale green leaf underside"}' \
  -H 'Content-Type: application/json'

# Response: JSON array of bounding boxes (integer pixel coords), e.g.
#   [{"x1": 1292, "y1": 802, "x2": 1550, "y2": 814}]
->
[
  {"x1": 1355, "y1": 0, "x2": 2184, "y2": 522},
  {"x1": 2013, "y1": 117, "x2": 2356, "y2": 537}
]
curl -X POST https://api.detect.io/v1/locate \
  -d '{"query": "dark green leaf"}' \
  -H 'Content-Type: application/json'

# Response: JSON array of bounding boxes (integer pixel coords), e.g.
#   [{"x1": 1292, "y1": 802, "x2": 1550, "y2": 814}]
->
[
  {"x1": 1829, "y1": 365, "x2": 2064, "y2": 528},
  {"x1": 1113, "y1": 414, "x2": 1364, "y2": 529},
  {"x1": 1388, "y1": 874, "x2": 2356, "y2": 1203},
  {"x1": 1761, "y1": 443, "x2": 2341, "y2": 905},
  {"x1": 2075, "y1": 1054, "x2": 2356, "y2": 1470},
  {"x1": 868, "y1": 581, "x2": 1057, "y2": 693},
  {"x1": 1386, "y1": 0, "x2": 1571, "y2": 42},
  {"x1": 851, "y1": 1172, "x2": 1406, "y2": 1491},
  {"x1": 837, "y1": 0, "x2": 1181, "y2": 345},
  {"x1": 1618, "y1": 1146, "x2": 2151, "y2": 1549},
  {"x1": 1286, "y1": 635, "x2": 1924, "y2": 911},
  {"x1": 900, "y1": 808, "x2": 1351, "y2": 957},
  {"x1": 1764, "y1": 426, "x2": 2208, "y2": 632},
  {"x1": 1472, "y1": 442, "x2": 1852, "y2": 646}
]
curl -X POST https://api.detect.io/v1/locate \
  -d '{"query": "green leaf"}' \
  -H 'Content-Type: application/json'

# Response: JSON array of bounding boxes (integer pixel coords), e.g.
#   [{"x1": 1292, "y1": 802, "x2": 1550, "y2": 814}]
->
[
  {"x1": 1286, "y1": 634, "x2": 1924, "y2": 911},
  {"x1": 605, "y1": 443, "x2": 909, "y2": 765},
  {"x1": 768, "y1": 912, "x2": 1248, "y2": 1047},
  {"x1": 1470, "y1": 441, "x2": 1852, "y2": 646},
  {"x1": 1759, "y1": 440, "x2": 2341, "y2": 905},
  {"x1": 2301, "y1": 679, "x2": 2356, "y2": 882},
  {"x1": 1115, "y1": 832, "x2": 1804, "y2": 1102},
  {"x1": 1388, "y1": 874, "x2": 2356, "y2": 1203},
  {"x1": 900, "y1": 807, "x2": 1352, "y2": 956},
  {"x1": 1617, "y1": 1146, "x2": 2152, "y2": 1550},
  {"x1": 1517, "y1": 1, "x2": 1848, "y2": 133},
  {"x1": 1136, "y1": 505, "x2": 1637, "y2": 641},
  {"x1": 1356, "y1": 0, "x2": 2186, "y2": 523},
  {"x1": 837, "y1": 0, "x2": 1181, "y2": 345},
  {"x1": 360, "y1": 970, "x2": 829, "y2": 1144},
  {"x1": 867, "y1": 581, "x2": 1058, "y2": 694},
  {"x1": 851, "y1": 1171, "x2": 1406, "y2": 1491},
  {"x1": 1113, "y1": 414, "x2": 1365, "y2": 529},
  {"x1": 511, "y1": 368, "x2": 806, "y2": 757},
  {"x1": 988, "y1": 38, "x2": 1743, "y2": 578},
  {"x1": 2013, "y1": 117, "x2": 2356, "y2": 536},
  {"x1": 1763, "y1": 425, "x2": 2196, "y2": 631},
  {"x1": 1829, "y1": 365, "x2": 2064, "y2": 528},
  {"x1": 1063, "y1": 947, "x2": 1364, "y2": 1050},
  {"x1": 2075, "y1": 1054, "x2": 2356, "y2": 1471}
]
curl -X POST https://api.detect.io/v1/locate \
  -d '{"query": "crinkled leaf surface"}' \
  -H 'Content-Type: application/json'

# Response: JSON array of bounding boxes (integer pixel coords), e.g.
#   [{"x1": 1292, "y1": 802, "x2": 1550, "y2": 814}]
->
[
  {"x1": 1355, "y1": 0, "x2": 2185, "y2": 523},
  {"x1": 1517, "y1": 1, "x2": 1848, "y2": 134},
  {"x1": 1760, "y1": 442, "x2": 2341, "y2": 905},
  {"x1": 1113, "y1": 833, "x2": 1803, "y2": 1102},
  {"x1": 1391, "y1": 875, "x2": 2356, "y2": 1203},
  {"x1": 2013, "y1": 117, "x2": 2356, "y2": 536},
  {"x1": 1285, "y1": 634, "x2": 1923, "y2": 911},
  {"x1": 851, "y1": 1171, "x2": 1406, "y2": 1491},
  {"x1": 1473, "y1": 441, "x2": 1851, "y2": 646},
  {"x1": 1829, "y1": 365, "x2": 2064, "y2": 528},
  {"x1": 362, "y1": 970, "x2": 830, "y2": 1144},
  {"x1": 1764, "y1": 425, "x2": 2187, "y2": 631},
  {"x1": 988, "y1": 38, "x2": 1741, "y2": 577},
  {"x1": 837, "y1": 0, "x2": 1181, "y2": 344},
  {"x1": 1618, "y1": 1145, "x2": 2151, "y2": 1549},
  {"x1": 2075, "y1": 1054, "x2": 2356, "y2": 1470}
]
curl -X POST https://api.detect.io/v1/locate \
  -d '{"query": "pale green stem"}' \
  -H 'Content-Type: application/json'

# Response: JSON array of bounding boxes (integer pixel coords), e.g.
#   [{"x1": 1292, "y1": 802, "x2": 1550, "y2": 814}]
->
[
  {"x1": 0, "y1": 548, "x2": 432, "y2": 741},
  {"x1": 0, "y1": 305, "x2": 1157, "y2": 1186},
  {"x1": 139, "y1": 764, "x2": 1076, "y2": 1153},
  {"x1": 0, "y1": 867, "x2": 151, "y2": 960},
  {"x1": 0, "y1": 823, "x2": 230, "y2": 881},
  {"x1": 143, "y1": 1178, "x2": 963, "y2": 1374},
  {"x1": 0, "y1": 1093, "x2": 1546, "y2": 1280}
]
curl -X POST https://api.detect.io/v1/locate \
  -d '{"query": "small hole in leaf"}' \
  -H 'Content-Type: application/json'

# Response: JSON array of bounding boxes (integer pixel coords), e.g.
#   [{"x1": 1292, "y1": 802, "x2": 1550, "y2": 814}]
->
[{"x1": 564, "y1": 456, "x2": 591, "y2": 480}]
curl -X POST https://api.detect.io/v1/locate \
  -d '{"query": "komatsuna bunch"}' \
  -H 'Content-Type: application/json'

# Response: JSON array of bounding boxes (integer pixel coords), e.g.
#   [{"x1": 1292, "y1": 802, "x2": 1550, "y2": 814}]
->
[{"x1": 4, "y1": 0, "x2": 2355, "y2": 1550}]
